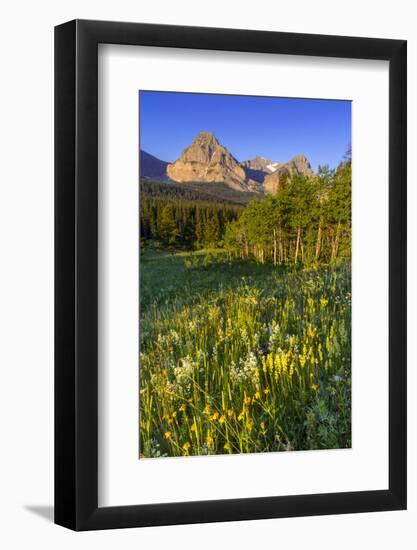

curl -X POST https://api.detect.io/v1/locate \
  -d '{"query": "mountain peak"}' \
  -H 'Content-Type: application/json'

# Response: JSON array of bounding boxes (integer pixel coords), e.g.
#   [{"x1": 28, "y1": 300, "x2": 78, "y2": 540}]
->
[
  {"x1": 263, "y1": 153, "x2": 314, "y2": 195},
  {"x1": 193, "y1": 131, "x2": 219, "y2": 145},
  {"x1": 240, "y1": 156, "x2": 280, "y2": 184},
  {"x1": 167, "y1": 131, "x2": 256, "y2": 191},
  {"x1": 287, "y1": 154, "x2": 313, "y2": 177},
  {"x1": 289, "y1": 153, "x2": 309, "y2": 164}
]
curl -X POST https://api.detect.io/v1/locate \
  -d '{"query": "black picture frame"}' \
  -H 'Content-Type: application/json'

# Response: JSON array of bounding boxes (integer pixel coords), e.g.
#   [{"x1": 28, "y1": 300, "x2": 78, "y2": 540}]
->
[{"x1": 55, "y1": 19, "x2": 407, "y2": 531}]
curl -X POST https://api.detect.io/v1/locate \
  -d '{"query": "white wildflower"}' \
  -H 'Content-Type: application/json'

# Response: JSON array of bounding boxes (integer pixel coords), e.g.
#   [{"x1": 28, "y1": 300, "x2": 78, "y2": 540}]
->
[{"x1": 230, "y1": 352, "x2": 258, "y2": 384}]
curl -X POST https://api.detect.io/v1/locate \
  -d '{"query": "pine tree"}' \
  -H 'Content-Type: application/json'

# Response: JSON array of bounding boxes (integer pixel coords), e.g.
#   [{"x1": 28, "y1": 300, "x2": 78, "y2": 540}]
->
[{"x1": 158, "y1": 204, "x2": 179, "y2": 247}]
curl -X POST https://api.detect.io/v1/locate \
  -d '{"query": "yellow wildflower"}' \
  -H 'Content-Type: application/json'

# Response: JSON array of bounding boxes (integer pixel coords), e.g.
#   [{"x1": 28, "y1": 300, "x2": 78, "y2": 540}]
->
[
  {"x1": 182, "y1": 441, "x2": 191, "y2": 455},
  {"x1": 164, "y1": 431, "x2": 172, "y2": 439},
  {"x1": 219, "y1": 415, "x2": 226, "y2": 424},
  {"x1": 224, "y1": 442, "x2": 231, "y2": 451},
  {"x1": 227, "y1": 409, "x2": 233, "y2": 417},
  {"x1": 267, "y1": 354, "x2": 274, "y2": 373},
  {"x1": 263, "y1": 388, "x2": 270, "y2": 395},
  {"x1": 260, "y1": 421, "x2": 265, "y2": 430},
  {"x1": 190, "y1": 422, "x2": 197, "y2": 432},
  {"x1": 179, "y1": 404, "x2": 186, "y2": 412},
  {"x1": 244, "y1": 396, "x2": 251, "y2": 406},
  {"x1": 211, "y1": 411, "x2": 219, "y2": 421},
  {"x1": 312, "y1": 383, "x2": 318, "y2": 392}
]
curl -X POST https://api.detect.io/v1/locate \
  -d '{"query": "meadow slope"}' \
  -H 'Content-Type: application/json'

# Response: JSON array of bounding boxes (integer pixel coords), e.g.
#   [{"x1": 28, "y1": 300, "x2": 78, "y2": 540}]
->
[{"x1": 139, "y1": 250, "x2": 351, "y2": 458}]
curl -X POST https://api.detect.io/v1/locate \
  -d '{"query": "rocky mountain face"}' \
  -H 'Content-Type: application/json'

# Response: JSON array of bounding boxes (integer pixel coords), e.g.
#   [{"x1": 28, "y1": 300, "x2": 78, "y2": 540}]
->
[
  {"x1": 240, "y1": 156, "x2": 280, "y2": 183},
  {"x1": 241, "y1": 156, "x2": 279, "y2": 173},
  {"x1": 167, "y1": 132, "x2": 259, "y2": 192},
  {"x1": 284, "y1": 154, "x2": 314, "y2": 178},
  {"x1": 263, "y1": 154, "x2": 314, "y2": 195},
  {"x1": 143, "y1": 131, "x2": 314, "y2": 195},
  {"x1": 140, "y1": 150, "x2": 169, "y2": 181}
]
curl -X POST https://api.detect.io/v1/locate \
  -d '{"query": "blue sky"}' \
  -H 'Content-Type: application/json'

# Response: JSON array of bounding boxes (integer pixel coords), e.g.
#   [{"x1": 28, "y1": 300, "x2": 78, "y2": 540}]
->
[{"x1": 139, "y1": 91, "x2": 351, "y2": 171}]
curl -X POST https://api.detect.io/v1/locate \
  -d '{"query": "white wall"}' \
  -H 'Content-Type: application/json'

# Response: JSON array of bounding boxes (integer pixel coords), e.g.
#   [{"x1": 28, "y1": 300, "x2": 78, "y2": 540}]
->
[{"x1": 0, "y1": 0, "x2": 415, "y2": 548}]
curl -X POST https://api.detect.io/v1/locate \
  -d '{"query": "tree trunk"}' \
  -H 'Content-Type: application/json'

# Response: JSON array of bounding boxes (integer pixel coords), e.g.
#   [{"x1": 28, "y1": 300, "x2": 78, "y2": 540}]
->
[
  {"x1": 295, "y1": 226, "x2": 301, "y2": 264},
  {"x1": 331, "y1": 220, "x2": 341, "y2": 262},
  {"x1": 278, "y1": 225, "x2": 283, "y2": 264},
  {"x1": 315, "y1": 219, "x2": 322, "y2": 261},
  {"x1": 273, "y1": 228, "x2": 277, "y2": 266}
]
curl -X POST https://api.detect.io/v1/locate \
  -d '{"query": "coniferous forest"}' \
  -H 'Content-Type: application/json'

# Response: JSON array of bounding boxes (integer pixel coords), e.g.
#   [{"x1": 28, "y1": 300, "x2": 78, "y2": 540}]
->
[{"x1": 140, "y1": 159, "x2": 351, "y2": 263}]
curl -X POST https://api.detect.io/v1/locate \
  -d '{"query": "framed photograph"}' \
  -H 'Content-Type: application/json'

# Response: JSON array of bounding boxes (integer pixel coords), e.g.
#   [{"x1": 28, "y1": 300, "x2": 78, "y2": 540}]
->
[{"x1": 55, "y1": 19, "x2": 406, "y2": 530}]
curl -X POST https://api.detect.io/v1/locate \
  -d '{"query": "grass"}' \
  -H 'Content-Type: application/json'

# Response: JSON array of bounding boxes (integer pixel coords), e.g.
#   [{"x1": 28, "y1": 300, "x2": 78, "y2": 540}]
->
[{"x1": 139, "y1": 249, "x2": 351, "y2": 458}]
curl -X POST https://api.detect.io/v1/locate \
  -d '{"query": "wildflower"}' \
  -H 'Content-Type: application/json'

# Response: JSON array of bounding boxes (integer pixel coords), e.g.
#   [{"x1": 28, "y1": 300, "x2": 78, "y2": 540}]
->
[
  {"x1": 219, "y1": 415, "x2": 226, "y2": 424},
  {"x1": 334, "y1": 375, "x2": 343, "y2": 382},
  {"x1": 230, "y1": 352, "x2": 258, "y2": 384},
  {"x1": 311, "y1": 384, "x2": 318, "y2": 392},
  {"x1": 254, "y1": 391, "x2": 261, "y2": 400},
  {"x1": 244, "y1": 396, "x2": 251, "y2": 406},
  {"x1": 263, "y1": 388, "x2": 270, "y2": 395},
  {"x1": 246, "y1": 418, "x2": 254, "y2": 431},
  {"x1": 169, "y1": 329, "x2": 180, "y2": 343},
  {"x1": 227, "y1": 409, "x2": 233, "y2": 417},
  {"x1": 173, "y1": 356, "x2": 196, "y2": 396},
  {"x1": 237, "y1": 411, "x2": 245, "y2": 421},
  {"x1": 260, "y1": 421, "x2": 265, "y2": 430},
  {"x1": 211, "y1": 411, "x2": 220, "y2": 421},
  {"x1": 182, "y1": 441, "x2": 191, "y2": 455},
  {"x1": 307, "y1": 324, "x2": 316, "y2": 338},
  {"x1": 190, "y1": 422, "x2": 197, "y2": 432},
  {"x1": 164, "y1": 431, "x2": 172, "y2": 439},
  {"x1": 204, "y1": 404, "x2": 211, "y2": 415},
  {"x1": 207, "y1": 434, "x2": 214, "y2": 446},
  {"x1": 224, "y1": 442, "x2": 231, "y2": 451},
  {"x1": 289, "y1": 335, "x2": 297, "y2": 347},
  {"x1": 179, "y1": 404, "x2": 186, "y2": 412},
  {"x1": 268, "y1": 322, "x2": 281, "y2": 349}
]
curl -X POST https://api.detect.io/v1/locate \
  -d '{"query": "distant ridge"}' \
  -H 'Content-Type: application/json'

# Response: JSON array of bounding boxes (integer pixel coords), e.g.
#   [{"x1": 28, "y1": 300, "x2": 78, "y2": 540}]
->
[{"x1": 140, "y1": 150, "x2": 169, "y2": 181}]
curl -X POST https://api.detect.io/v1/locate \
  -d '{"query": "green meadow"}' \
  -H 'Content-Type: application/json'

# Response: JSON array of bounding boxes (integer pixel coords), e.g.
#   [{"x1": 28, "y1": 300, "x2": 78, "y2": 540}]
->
[{"x1": 139, "y1": 249, "x2": 351, "y2": 458}]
